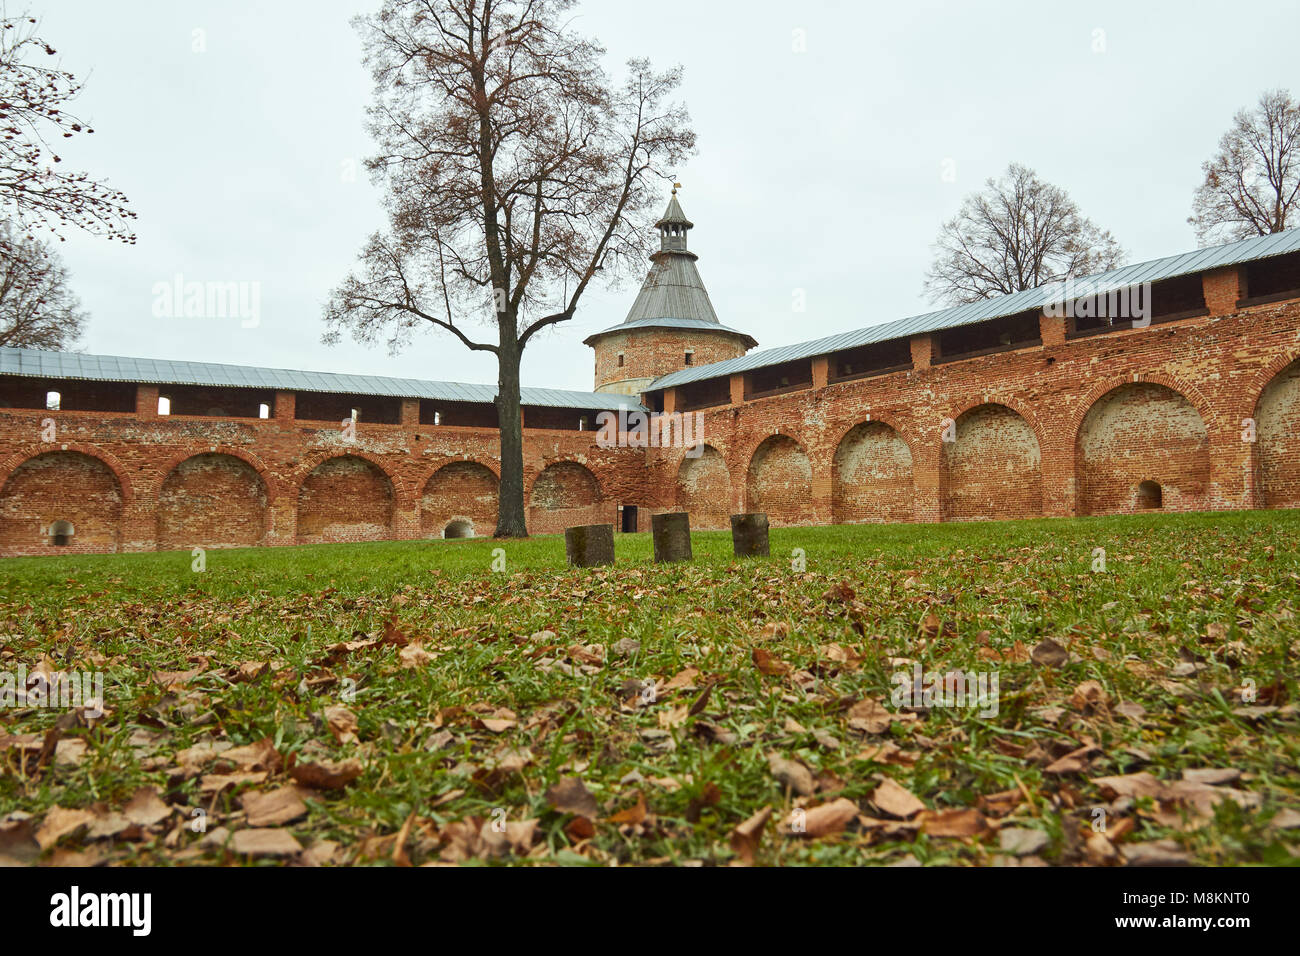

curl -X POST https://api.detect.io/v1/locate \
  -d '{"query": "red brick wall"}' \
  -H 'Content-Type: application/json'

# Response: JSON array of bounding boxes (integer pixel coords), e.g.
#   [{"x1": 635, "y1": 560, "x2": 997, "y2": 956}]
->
[
  {"x1": 527, "y1": 460, "x2": 609, "y2": 534},
  {"x1": 832, "y1": 421, "x2": 914, "y2": 523},
  {"x1": 420, "y1": 461, "x2": 499, "y2": 538},
  {"x1": 157, "y1": 453, "x2": 268, "y2": 550},
  {"x1": 1257, "y1": 357, "x2": 1300, "y2": 508},
  {"x1": 591, "y1": 327, "x2": 750, "y2": 394},
  {"x1": 1078, "y1": 383, "x2": 1209, "y2": 514},
  {"x1": 675, "y1": 444, "x2": 732, "y2": 529},
  {"x1": 642, "y1": 294, "x2": 1300, "y2": 529},
  {"x1": 0, "y1": 451, "x2": 123, "y2": 555},
  {"x1": 4, "y1": 279, "x2": 1300, "y2": 556},
  {"x1": 941, "y1": 404, "x2": 1042, "y2": 521},
  {"x1": 297, "y1": 454, "x2": 395, "y2": 544},
  {"x1": 746, "y1": 434, "x2": 813, "y2": 526},
  {"x1": 0, "y1": 407, "x2": 645, "y2": 554}
]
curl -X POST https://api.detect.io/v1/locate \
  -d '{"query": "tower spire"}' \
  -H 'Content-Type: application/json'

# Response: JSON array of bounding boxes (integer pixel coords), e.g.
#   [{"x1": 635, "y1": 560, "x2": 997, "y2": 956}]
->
[{"x1": 655, "y1": 183, "x2": 693, "y2": 254}]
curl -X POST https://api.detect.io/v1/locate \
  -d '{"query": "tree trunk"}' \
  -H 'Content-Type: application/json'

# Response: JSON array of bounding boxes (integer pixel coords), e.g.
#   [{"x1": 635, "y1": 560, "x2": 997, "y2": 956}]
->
[{"x1": 494, "y1": 328, "x2": 529, "y2": 537}]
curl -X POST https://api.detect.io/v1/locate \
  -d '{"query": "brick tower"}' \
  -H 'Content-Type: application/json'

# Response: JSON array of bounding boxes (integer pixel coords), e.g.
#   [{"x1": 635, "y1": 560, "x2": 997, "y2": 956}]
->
[{"x1": 584, "y1": 187, "x2": 756, "y2": 396}]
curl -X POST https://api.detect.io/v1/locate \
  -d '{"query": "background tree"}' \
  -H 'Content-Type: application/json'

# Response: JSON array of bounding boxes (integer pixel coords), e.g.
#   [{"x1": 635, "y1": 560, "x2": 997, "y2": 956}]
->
[
  {"x1": 324, "y1": 0, "x2": 694, "y2": 537},
  {"x1": 1190, "y1": 89, "x2": 1300, "y2": 244},
  {"x1": 0, "y1": 222, "x2": 85, "y2": 349},
  {"x1": 924, "y1": 163, "x2": 1124, "y2": 305},
  {"x1": 0, "y1": 11, "x2": 136, "y2": 254}
]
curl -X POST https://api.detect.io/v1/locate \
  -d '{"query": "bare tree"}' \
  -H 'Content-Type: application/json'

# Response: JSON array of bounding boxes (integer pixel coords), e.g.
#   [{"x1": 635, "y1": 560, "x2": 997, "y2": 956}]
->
[
  {"x1": 0, "y1": 11, "x2": 137, "y2": 254},
  {"x1": 324, "y1": 0, "x2": 694, "y2": 537},
  {"x1": 924, "y1": 163, "x2": 1124, "y2": 306},
  {"x1": 1190, "y1": 89, "x2": 1300, "y2": 244},
  {"x1": 0, "y1": 222, "x2": 85, "y2": 349}
]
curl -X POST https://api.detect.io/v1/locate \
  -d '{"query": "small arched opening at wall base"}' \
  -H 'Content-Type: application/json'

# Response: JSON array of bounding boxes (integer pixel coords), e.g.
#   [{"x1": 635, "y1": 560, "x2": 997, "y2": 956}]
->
[
  {"x1": 443, "y1": 519, "x2": 474, "y2": 539},
  {"x1": 1137, "y1": 480, "x2": 1163, "y2": 510},
  {"x1": 49, "y1": 520, "x2": 75, "y2": 546}
]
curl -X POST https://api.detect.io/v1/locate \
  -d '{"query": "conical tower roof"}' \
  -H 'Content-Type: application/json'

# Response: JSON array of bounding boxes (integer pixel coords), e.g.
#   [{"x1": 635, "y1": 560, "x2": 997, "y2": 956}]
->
[{"x1": 584, "y1": 190, "x2": 755, "y2": 347}]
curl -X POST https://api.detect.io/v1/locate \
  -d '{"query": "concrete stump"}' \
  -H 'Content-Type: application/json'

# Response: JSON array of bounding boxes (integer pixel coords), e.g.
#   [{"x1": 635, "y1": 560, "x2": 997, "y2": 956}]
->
[
  {"x1": 565, "y1": 523, "x2": 615, "y2": 568},
  {"x1": 651, "y1": 512, "x2": 692, "y2": 564},
  {"x1": 730, "y1": 513, "x2": 770, "y2": 558}
]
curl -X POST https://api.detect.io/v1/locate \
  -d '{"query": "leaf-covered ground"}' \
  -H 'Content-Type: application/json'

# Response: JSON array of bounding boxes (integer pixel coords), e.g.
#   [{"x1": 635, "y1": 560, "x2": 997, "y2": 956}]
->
[{"x1": 1, "y1": 511, "x2": 1298, "y2": 866}]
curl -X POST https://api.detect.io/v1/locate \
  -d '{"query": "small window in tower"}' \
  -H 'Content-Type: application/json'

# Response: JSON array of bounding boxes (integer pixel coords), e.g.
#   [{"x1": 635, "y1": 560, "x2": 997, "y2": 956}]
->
[
  {"x1": 434, "y1": 411, "x2": 442, "y2": 426},
  {"x1": 350, "y1": 407, "x2": 360, "y2": 422},
  {"x1": 684, "y1": 350, "x2": 694, "y2": 366},
  {"x1": 617, "y1": 353, "x2": 624, "y2": 368},
  {"x1": 46, "y1": 391, "x2": 61, "y2": 411}
]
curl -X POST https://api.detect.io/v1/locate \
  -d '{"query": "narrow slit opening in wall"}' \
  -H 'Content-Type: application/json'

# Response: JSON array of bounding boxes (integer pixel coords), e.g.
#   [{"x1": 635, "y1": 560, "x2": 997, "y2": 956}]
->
[
  {"x1": 258, "y1": 403, "x2": 270, "y2": 419},
  {"x1": 45, "y1": 391, "x2": 61, "y2": 411}
]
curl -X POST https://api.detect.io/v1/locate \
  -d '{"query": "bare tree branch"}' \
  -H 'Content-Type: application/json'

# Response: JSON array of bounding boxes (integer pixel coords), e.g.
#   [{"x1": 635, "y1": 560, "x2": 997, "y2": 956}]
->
[
  {"x1": 1190, "y1": 89, "x2": 1300, "y2": 244},
  {"x1": 924, "y1": 163, "x2": 1125, "y2": 306},
  {"x1": 323, "y1": 0, "x2": 694, "y2": 536}
]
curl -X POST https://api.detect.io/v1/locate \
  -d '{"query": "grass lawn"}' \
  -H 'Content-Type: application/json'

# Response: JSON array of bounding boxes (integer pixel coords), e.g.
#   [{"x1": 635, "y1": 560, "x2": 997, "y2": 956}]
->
[{"x1": 1, "y1": 510, "x2": 1297, "y2": 866}]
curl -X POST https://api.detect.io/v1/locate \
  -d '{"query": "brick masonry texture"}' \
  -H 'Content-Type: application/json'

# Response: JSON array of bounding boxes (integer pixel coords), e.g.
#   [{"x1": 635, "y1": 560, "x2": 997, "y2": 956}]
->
[
  {"x1": 2, "y1": 265, "x2": 1300, "y2": 555},
  {"x1": 590, "y1": 327, "x2": 750, "y2": 395}
]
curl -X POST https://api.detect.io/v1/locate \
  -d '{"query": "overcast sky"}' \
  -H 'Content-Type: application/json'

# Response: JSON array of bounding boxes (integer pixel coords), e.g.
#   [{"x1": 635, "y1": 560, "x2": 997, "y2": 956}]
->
[{"x1": 36, "y1": 0, "x2": 1300, "y2": 393}]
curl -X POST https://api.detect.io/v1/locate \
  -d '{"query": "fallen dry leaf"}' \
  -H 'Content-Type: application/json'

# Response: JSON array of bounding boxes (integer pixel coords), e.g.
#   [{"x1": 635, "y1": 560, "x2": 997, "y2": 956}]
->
[
  {"x1": 847, "y1": 697, "x2": 894, "y2": 734},
  {"x1": 123, "y1": 787, "x2": 171, "y2": 827},
  {"x1": 545, "y1": 776, "x2": 599, "y2": 819},
  {"x1": 767, "y1": 753, "x2": 815, "y2": 796},
  {"x1": 799, "y1": 798, "x2": 859, "y2": 838},
  {"x1": 223, "y1": 737, "x2": 283, "y2": 772},
  {"x1": 398, "y1": 643, "x2": 433, "y2": 668},
  {"x1": 607, "y1": 790, "x2": 647, "y2": 826},
  {"x1": 1031, "y1": 638, "x2": 1069, "y2": 667},
  {"x1": 871, "y1": 778, "x2": 925, "y2": 819},
  {"x1": 919, "y1": 807, "x2": 988, "y2": 838},
  {"x1": 241, "y1": 786, "x2": 309, "y2": 827},
  {"x1": 752, "y1": 648, "x2": 791, "y2": 676},
  {"x1": 323, "y1": 706, "x2": 359, "y2": 744},
  {"x1": 231, "y1": 827, "x2": 302, "y2": 857},
  {"x1": 729, "y1": 805, "x2": 773, "y2": 864},
  {"x1": 35, "y1": 806, "x2": 95, "y2": 849},
  {"x1": 289, "y1": 757, "x2": 363, "y2": 790}
]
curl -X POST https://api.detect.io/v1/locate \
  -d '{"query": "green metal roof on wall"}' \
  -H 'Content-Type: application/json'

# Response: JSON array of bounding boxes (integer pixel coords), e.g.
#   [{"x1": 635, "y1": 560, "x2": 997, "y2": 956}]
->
[
  {"x1": 0, "y1": 347, "x2": 642, "y2": 412},
  {"x1": 649, "y1": 226, "x2": 1300, "y2": 391}
]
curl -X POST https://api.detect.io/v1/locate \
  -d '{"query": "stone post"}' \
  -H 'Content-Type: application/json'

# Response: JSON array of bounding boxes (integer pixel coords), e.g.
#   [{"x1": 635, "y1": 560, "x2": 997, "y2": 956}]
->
[
  {"x1": 565, "y1": 523, "x2": 615, "y2": 567},
  {"x1": 730, "y1": 513, "x2": 769, "y2": 557},
  {"x1": 651, "y1": 511, "x2": 692, "y2": 563}
]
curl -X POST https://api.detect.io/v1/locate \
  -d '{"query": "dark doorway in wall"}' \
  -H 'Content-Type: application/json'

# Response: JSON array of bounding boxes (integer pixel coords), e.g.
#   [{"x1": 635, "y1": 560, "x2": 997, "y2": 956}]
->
[
  {"x1": 443, "y1": 519, "x2": 474, "y2": 539},
  {"x1": 50, "y1": 520, "x2": 74, "y2": 546},
  {"x1": 1137, "y1": 480, "x2": 1163, "y2": 510},
  {"x1": 620, "y1": 505, "x2": 638, "y2": 532}
]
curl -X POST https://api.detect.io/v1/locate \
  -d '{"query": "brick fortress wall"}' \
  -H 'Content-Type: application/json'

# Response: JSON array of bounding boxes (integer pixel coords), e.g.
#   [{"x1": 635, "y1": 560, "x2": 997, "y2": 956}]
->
[
  {"x1": 643, "y1": 264, "x2": 1300, "y2": 529},
  {"x1": 3, "y1": 262, "x2": 1300, "y2": 556}
]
